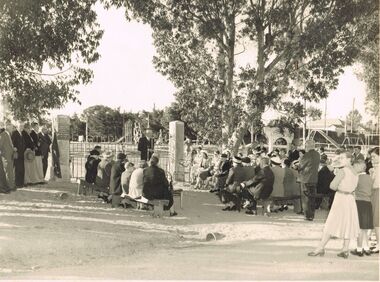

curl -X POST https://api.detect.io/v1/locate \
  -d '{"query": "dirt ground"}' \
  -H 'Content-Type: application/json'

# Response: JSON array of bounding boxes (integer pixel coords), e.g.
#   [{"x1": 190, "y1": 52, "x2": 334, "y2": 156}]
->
[{"x1": 0, "y1": 181, "x2": 378, "y2": 280}]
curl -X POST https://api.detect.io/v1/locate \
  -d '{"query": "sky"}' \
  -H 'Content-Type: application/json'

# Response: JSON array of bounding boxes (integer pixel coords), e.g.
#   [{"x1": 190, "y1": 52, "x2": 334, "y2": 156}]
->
[{"x1": 52, "y1": 4, "x2": 371, "y2": 123}]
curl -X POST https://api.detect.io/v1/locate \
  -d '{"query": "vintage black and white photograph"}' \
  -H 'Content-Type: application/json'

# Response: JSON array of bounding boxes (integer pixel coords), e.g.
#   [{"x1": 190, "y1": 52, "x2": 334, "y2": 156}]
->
[{"x1": 0, "y1": 0, "x2": 379, "y2": 280}]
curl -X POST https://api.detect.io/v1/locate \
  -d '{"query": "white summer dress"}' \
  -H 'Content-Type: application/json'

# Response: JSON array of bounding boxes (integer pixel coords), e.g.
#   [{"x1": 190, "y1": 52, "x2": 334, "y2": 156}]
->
[{"x1": 323, "y1": 167, "x2": 360, "y2": 240}]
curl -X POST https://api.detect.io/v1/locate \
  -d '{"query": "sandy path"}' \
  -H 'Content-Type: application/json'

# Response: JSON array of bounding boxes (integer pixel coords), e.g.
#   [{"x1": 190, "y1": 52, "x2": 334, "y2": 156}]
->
[{"x1": 0, "y1": 182, "x2": 378, "y2": 280}]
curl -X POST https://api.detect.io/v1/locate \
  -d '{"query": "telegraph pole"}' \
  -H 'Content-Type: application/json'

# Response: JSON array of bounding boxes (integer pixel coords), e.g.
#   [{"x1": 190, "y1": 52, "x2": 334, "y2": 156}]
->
[
  {"x1": 351, "y1": 98, "x2": 355, "y2": 133},
  {"x1": 324, "y1": 98, "x2": 327, "y2": 134}
]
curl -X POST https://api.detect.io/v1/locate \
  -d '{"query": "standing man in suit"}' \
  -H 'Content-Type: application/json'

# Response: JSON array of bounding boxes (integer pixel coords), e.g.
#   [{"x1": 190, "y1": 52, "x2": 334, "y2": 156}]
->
[
  {"x1": 11, "y1": 121, "x2": 25, "y2": 188},
  {"x1": 288, "y1": 143, "x2": 300, "y2": 163},
  {"x1": 298, "y1": 139, "x2": 321, "y2": 221},
  {"x1": 137, "y1": 128, "x2": 155, "y2": 161},
  {"x1": 38, "y1": 126, "x2": 52, "y2": 178},
  {"x1": 0, "y1": 120, "x2": 16, "y2": 191}
]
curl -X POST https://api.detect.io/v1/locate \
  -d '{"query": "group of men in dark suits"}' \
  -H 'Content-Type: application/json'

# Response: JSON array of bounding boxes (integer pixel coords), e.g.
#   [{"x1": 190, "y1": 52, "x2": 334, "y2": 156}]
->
[
  {"x1": 208, "y1": 140, "x2": 322, "y2": 220},
  {"x1": 0, "y1": 120, "x2": 51, "y2": 193}
]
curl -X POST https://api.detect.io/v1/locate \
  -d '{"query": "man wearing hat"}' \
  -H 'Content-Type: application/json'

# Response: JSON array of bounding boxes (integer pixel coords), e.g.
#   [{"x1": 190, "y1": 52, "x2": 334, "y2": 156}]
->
[
  {"x1": 109, "y1": 153, "x2": 127, "y2": 207},
  {"x1": 0, "y1": 120, "x2": 16, "y2": 191},
  {"x1": 241, "y1": 157, "x2": 275, "y2": 215},
  {"x1": 222, "y1": 156, "x2": 249, "y2": 211},
  {"x1": 95, "y1": 151, "x2": 114, "y2": 193},
  {"x1": 298, "y1": 139, "x2": 321, "y2": 221},
  {"x1": 210, "y1": 153, "x2": 231, "y2": 193},
  {"x1": 85, "y1": 149, "x2": 101, "y2": 184}
]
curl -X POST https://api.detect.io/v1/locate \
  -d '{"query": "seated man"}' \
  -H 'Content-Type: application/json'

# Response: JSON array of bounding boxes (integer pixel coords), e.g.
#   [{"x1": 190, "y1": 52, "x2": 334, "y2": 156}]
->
[
  {"x1": 95, "y1": 151, "x2": 113, "y2": 195},
  {"x1": 142, "y1": 156, "x2": 177, "y2": 216},
  {"x1": 221, "y1": 156, "x2": 248, "y2": 212},
  {"x1": 240, "y1": 157, "x2": 274, "y2": 215}
]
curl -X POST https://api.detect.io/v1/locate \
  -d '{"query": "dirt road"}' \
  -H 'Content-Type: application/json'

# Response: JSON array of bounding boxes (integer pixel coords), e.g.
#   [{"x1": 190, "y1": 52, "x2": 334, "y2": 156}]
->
[{"x1": 0, "y1": 182, "x2": 378, "y2": 280}]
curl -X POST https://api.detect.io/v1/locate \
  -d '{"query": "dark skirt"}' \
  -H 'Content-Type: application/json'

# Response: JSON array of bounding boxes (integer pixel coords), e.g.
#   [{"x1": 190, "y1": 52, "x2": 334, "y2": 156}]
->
[{"x1": 356, "y1": 200, "x2": 374, "y2": 230}]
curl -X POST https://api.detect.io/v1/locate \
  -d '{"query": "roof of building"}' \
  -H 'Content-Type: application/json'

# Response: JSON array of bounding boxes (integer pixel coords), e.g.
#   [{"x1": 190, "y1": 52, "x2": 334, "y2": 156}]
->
[{"x1": 307, "y1": 119, "x2": 345, "y2": 129}]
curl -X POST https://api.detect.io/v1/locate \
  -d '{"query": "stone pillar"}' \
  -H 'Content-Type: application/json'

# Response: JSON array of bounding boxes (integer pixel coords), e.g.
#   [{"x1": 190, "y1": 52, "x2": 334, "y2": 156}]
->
[
  {"x1": 125, "y1": 120, "x2": 133, "y2": 144},
  {"x1": 51, "y1": 115, "x2": 71, "y2": 182},
  {"x1": 169, "y1": 121, "x2": 185, "y2": 182}
]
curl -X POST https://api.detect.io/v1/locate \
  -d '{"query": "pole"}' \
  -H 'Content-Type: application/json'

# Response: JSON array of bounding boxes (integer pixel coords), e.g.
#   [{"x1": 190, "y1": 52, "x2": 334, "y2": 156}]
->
[
  {"x1": 303, "y1": 99, "x2": 307, "y2": 148},
  {"x1": 250, "y1": 122, "x2": 254, "y2": 144},
  {"x1": 324, "y1": 98, "x2": 327, "y2": 134},
  {"x1": 351, "y1": 98, "x2": 355, "y2": 133},
  {"x1": 85, "y1": 116, "x2": 88, "y2": 142}
]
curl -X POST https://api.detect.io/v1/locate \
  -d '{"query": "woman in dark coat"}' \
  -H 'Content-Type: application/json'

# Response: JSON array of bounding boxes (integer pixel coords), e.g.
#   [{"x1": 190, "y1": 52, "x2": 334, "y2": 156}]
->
[{"x1": 85, "y1": 149, "x2": 101, "y2": 184}]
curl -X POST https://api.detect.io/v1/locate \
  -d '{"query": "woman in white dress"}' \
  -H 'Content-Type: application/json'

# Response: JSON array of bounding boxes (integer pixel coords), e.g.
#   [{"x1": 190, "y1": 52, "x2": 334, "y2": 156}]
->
[{"x1": 308, "y1": 151, "x2": 360, "y2": 258}]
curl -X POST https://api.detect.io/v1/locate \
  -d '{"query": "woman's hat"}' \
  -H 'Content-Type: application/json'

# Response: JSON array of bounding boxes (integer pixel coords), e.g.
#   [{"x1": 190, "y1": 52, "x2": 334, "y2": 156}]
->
[
  {"x1": 232, "y1": 156, "x2": 242, "y2": 164},
  {"x1": 270, "y1": 156, "x2": 282, "y2": 166},
  {"x1": 24, "y1": 149, "x2": 35, "y2": 161},
  {"x1": 102, "y1": 151, "x2": 113, "y2": 159},
  {"x1": 242, "y1": 157, "x2": 251, "y2": 164}
]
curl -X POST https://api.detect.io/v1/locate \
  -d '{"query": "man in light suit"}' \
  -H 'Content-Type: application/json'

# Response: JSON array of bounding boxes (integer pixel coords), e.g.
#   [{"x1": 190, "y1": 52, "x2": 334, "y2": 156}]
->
[
  {"x1": 298, "y1": 139, "x2": 320, "y2": 221},
  {"x1": 0, "y1": 120, "x2": 16, "y2": 191}
]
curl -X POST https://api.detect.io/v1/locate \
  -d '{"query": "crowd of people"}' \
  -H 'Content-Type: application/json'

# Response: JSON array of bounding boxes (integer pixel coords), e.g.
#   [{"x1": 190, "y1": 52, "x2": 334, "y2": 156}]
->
[
  {"x1": 186, "y1": 140, "x2": 379, "y2": 258},
  {"x1": 84, "y1": 145, "x2": 177, "y2": 216},
  {"x1": 0, "y1": 120, "x2": 52, "y2": 193}
]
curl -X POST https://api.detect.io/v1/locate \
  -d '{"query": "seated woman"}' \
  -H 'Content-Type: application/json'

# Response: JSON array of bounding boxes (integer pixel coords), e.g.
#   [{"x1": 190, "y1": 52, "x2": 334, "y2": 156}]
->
[
  {"x1": 128, "y1": 160, "x2": 148, "y2": 199},
  {"x1": 195, "y1": 150, "x2": 212, "y2": 190},
  {"x1": 142, "y1": 156, "x2": 177, "y2": 216},
  {"x1": 270, "y1": 156, "x2": 285, "y2": 212},
  {"x1": 121, "y1": 162, "x2": 135, "y2": 198},
  {"x1": 85, "y1": 149, "x2": 101, "y2": 185},
  {"x1": 283, "y1": 158, "x2": 302, "y2": 213}
]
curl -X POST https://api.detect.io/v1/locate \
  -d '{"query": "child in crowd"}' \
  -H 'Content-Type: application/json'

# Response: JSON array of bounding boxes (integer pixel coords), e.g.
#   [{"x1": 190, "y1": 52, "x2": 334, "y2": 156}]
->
[{"x1": 350, "y1": 160, "x2": 374, "y2": 256}]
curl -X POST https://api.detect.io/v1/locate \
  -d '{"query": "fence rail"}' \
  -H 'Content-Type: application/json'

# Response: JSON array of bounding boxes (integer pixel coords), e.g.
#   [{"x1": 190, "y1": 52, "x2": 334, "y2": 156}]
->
[{"x1": 69, "y1": 142, "x2": 170, "y2": 180}]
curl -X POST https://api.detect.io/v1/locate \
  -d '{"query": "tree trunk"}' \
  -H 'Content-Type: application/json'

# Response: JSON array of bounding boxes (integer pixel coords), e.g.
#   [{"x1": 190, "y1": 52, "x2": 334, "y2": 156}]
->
[{"x1": 229, "y1": 1, "x2": 266, "y2": 154}]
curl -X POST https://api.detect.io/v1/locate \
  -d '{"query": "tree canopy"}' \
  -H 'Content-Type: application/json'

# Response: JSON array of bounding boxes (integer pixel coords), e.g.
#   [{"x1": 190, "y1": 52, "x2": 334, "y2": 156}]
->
[
  {"x1": 0, "y1": 0, "x2": 103, "y2": 120},
  {"x1": 107, "y1": 0, "x2": 375, "y2": 151}
]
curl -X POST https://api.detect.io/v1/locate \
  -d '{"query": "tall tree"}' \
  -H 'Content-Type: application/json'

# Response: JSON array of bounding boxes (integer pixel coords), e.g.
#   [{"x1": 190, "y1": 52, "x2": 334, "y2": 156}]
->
[
  {"x1": 0, "y1": 0, "x2": 103, "y2": 120},
  {"x1": 108, "y1": 0, "x2": 373, "y2": 152},
  {"x1": 346, "y1": 109, "x2": 362, "y2": 132}
]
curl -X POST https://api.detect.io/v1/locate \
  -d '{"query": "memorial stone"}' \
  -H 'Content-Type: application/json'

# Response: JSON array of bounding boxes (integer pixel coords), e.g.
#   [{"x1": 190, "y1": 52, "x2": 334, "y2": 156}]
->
[
  {"x1": 51, "y1": 115, "x2": 71, "y2": 182},
  {"x1": 169, "y1": 121, "x2": 185, "y2": 181}
]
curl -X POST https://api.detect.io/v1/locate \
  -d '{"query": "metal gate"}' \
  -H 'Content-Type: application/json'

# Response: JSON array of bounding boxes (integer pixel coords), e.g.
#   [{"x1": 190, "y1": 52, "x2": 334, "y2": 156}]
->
[{"x1": 69, "y1": 142, "x2": 169, "y2": 180}]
